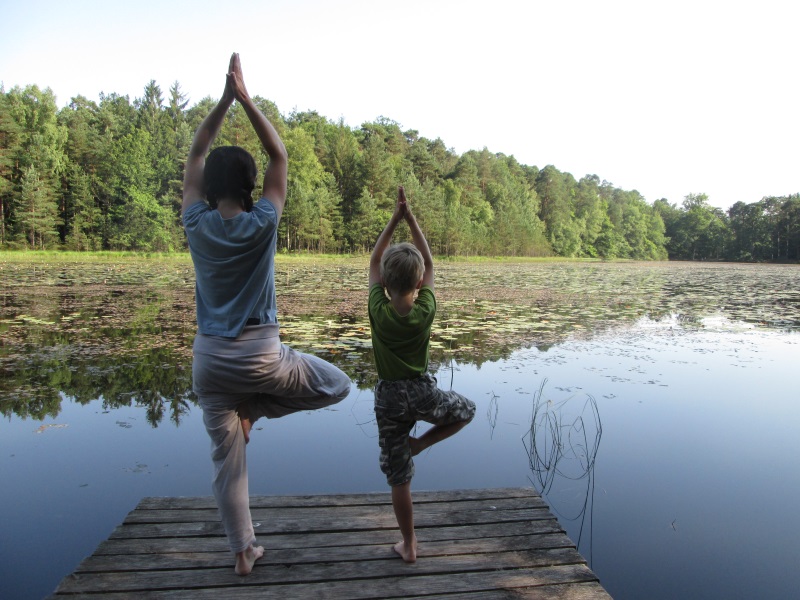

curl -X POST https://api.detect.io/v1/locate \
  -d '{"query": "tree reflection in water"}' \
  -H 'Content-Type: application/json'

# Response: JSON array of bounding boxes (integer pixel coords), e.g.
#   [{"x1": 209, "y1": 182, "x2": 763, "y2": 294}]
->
[
  {"x1": 2, "y1": 258, "x2": 798, "y2": 428},
  {"x1": 1, "y1": 345, "x2": 196, "y2": 427}
]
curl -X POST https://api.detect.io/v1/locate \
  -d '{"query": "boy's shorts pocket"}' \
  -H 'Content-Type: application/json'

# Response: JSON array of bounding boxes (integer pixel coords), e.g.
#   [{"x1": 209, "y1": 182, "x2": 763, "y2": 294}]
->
[{"x1": 374, "y1": 399, "x2": 407, "y2": 421}]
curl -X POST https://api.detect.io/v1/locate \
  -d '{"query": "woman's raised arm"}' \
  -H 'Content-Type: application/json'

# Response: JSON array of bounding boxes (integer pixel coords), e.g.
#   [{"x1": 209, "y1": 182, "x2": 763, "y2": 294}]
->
[
  {"x1": 227, "y1": 53, "x2": 288, "y2": 216},
  {"x1": 182, "y1": 55, "x2": 236, "y2": 213}
]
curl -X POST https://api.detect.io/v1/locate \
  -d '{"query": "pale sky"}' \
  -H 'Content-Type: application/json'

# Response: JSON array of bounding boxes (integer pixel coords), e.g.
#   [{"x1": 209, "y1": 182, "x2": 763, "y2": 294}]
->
[{"x1": 2, "y1": 0, "x2": 797, "y2": 210}]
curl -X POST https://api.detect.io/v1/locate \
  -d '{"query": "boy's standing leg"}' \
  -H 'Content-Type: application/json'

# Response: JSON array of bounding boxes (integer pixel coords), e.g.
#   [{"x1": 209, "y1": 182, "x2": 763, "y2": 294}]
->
[
  {"x1": 388, "y1": 414, "x2": 473, "y2": 564},
  {"x1": 375, "y1": 380, "x2": 420, "y2": 563},
  {"x1": 391, "y1": 481, "x2": 417, "y2": 562},
  {"x1": 378, "y1": 378, "x2": 476, "y2": 563}
]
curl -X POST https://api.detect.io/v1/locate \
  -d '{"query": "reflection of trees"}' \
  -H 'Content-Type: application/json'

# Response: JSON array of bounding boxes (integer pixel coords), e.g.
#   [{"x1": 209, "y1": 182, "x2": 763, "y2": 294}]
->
[
  {"x1": 136, "y1": 390, "x2": 193, "y2": 427},
  {"x1": 3, "y1": 260, "x2": 798, "y2": 423},
  {"x1": 0, "y1": 346, "x2": 196, "y2": 427},
  {"x1": 1, "y1": 263, "x2": 197, "y2": 425}
]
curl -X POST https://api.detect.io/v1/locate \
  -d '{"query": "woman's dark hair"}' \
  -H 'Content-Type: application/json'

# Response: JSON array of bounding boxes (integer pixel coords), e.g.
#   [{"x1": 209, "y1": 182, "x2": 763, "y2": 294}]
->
[{"x1": 204, "y1": 146, "x2": 257, "y2": 211}]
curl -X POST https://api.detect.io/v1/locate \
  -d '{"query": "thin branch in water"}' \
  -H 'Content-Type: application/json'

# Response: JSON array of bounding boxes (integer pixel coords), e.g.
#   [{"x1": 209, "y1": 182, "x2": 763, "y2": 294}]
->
[
  {"x1": 522, "y1": 378, "x2": 602, "y2": 564},
  {"x1": 486, "y1": 391, "x2": 499, "y2": 440}
]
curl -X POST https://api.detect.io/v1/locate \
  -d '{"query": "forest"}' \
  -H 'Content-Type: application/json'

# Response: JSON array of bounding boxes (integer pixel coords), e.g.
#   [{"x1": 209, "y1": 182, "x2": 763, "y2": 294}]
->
[{"x1": 1, "y1": 82, "x2": 798, "y2": 261}]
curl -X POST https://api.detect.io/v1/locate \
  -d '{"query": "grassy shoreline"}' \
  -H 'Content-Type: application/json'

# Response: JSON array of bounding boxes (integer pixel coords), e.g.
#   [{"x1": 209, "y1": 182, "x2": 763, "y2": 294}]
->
[{"x1": 0, "y1": 249, "x2": 602, "y2": 264}]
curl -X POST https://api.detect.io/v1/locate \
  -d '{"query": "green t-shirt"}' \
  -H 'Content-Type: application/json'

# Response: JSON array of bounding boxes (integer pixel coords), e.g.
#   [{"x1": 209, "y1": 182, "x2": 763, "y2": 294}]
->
[{"x1": 368, "y1": 283, "x2": 436, "y2": 381}]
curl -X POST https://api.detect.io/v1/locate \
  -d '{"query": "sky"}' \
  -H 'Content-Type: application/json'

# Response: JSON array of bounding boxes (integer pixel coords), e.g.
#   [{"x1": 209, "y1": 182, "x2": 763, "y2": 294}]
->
[{"x1": 2, "y1": 0, "x2": 798, "y2": 211}]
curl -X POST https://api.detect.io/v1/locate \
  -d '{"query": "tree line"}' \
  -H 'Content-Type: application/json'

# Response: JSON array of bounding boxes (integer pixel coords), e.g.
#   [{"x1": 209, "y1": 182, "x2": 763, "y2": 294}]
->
[
  {"x1": 655, "y1": 193, "x2": 800, "y2": 261},
  {"x1": 0, "y1": 82, "x2": 797, "y2": 261}
]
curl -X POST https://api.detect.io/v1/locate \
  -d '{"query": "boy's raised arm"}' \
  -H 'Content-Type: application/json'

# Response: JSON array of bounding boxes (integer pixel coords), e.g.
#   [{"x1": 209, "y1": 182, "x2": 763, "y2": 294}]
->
[
  {"x1": 182, "y1": 55, "x2": 236, "y2": 213},
  {"x1": 403, "y1": 190, "x2": 434, "y2": 290},
  {"x1": 227, "y1": 53, "x2": 288, "y2": 216},
  {"x1": 369, "y1": 187, "x2": 407, "y2": 286}
]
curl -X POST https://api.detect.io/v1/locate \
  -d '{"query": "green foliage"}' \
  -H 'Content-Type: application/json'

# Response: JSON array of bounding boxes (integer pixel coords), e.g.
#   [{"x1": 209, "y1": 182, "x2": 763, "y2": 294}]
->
[
  {"x1": 0, "y1": 82, "x2": 795, "y2": 261},
  {"x1": 15, "y1": 165, "x2": 61, "y2": 248}
]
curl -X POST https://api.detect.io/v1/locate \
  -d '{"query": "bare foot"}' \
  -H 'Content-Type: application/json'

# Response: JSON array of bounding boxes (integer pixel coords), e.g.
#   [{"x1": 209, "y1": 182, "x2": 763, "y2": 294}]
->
[
  {"x1": 235, "y1": 544, "x2": 264, "y2": 575},
  {"x1": 393, "y1": 538, "x2": 417, "y2": 563},
  {"x1": 408, "y1": 436, "x2": 423, "y2": 457},
  {"x1": 237, "y1": 403, "x2": 252, "y2": 444}
]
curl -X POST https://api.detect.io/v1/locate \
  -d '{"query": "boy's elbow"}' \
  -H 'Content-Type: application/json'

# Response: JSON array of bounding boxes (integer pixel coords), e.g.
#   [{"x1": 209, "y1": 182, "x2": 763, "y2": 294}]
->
[{"x1": 370, "y1": 250, "x2": 382, "y2": 268}]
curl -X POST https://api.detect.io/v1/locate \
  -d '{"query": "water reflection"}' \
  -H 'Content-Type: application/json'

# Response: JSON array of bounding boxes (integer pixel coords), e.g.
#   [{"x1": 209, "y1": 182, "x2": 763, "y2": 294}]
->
[
  {"x1": 522, "y1": 379, "x2": 602, "y2": 563},
  {"x1": 1, "y1": 259, "x2": 798, "y2": 424},
  {"x1": 1, "y1": 345, "x2": 195, "y2": 426}
]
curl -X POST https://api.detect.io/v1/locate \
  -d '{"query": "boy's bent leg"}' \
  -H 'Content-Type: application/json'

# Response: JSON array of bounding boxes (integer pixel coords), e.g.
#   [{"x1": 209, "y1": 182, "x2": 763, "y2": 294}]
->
[
  {"x1": 391, "y1": 481, "x2": 417, "y2": 563},
  {"x1": 411, "y1": 419, "x2": 471, "y2": 456},
  {"x1": 411, "y1": 377, "x2": 476, "y2": 455}
]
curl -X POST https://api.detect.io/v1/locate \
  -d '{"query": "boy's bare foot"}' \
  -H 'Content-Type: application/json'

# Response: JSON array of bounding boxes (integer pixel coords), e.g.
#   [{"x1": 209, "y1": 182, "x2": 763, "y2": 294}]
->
[
  {"x1": 235, "y1": 543, "x2": 264, "y2": 575},
  {"x1": 393, "y1": 538, "x2": 417, "y2": 563},
  {"x1": 237, "y1": 403, "x2": 252, "y2": 444}
]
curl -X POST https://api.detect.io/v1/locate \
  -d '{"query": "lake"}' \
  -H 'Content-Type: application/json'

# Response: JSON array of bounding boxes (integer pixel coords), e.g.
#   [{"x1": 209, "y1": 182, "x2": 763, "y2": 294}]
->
[{"x1": 1, "y1": 257, "x2": 798, "y2": 599}]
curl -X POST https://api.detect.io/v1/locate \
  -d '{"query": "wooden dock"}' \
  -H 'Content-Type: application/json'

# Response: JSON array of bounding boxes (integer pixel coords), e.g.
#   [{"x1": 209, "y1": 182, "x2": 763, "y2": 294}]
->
[{"x1": 51, "y1": 487, "x2": 610, "y2": 598}]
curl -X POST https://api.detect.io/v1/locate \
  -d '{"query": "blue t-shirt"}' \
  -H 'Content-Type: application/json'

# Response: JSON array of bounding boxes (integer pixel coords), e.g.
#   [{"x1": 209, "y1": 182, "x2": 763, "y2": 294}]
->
[{"x1": 182, "y1": 198, "x2": 279, "y2": 337}]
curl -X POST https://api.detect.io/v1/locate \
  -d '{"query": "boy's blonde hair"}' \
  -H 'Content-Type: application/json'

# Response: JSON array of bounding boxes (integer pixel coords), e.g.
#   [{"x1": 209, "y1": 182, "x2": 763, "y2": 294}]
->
[{"x1": 380, "y1": 242, "x2": 424, "y2": 294}]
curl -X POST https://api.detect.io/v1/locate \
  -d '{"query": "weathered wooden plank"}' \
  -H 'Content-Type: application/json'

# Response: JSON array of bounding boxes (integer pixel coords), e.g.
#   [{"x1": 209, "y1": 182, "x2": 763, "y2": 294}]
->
[
  {"x1": 108, "y1": 520, "x2": 221, "y2": 539},
  {"x1": 112, "y1": 507, "x2": 555, "y2": 539},
  {"x1": 94, "y1": 519, "x2": 564, "y2": 555},
  {"x1": 125, "y1": 495, "x2": 547, "y2": 524},
  {"x1": 220, "y1": 564, "x2": 602, "y2": 600},
  {"x1": 51, "y1": 584, "x2": 612, "y2": 600},
  {"x1": 56, "y1": 549, "x2": 590, "y2": 594},
  {"x1": 78, "y1": 533, "x2": 576, "y2": 572},
  {"x1": 134, "y1": 487, "x2": 539, "y2": 511},
  {"x1": 405, "y1": 582, "x2": 612, "y2": 599},
  {"x1": 55, "y1": 564, "x2": 600, "y2": 599},
  {"x1": 52, "y1": 578, "x2": 609, "y2": 600}
]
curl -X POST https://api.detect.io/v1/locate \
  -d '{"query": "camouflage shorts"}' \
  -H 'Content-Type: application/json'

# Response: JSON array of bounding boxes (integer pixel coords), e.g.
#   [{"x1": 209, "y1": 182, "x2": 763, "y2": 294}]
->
[{"x1": 374, "y1": 374, "x2": 476, "y2": 487}]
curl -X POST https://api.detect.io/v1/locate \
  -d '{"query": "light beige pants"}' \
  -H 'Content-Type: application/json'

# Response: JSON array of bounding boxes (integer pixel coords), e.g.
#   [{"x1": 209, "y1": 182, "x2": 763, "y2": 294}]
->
[{"x1": 193, "y1": 324, "x2": 351, "y2": 553}]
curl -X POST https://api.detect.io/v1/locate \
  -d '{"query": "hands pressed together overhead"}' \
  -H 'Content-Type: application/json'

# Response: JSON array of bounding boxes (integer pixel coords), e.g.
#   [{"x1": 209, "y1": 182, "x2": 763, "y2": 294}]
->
[
  {"x1": 183, "y1": 52, "x2": 288, "y2": 214},
  {"x1": 223, "y1": 52, "x2": 250, "y2": 105},
  {"x1": 395, "y1": 186, "x2": 411, "y2": 221}
]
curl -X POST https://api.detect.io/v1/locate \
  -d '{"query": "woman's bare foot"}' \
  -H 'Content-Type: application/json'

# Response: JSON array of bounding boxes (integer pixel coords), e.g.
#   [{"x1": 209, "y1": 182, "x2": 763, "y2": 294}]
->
[
  {"x1": 235, "y1": 544, "x2": 264, "y2": 575},
  {"x1": 393, "y1": 538, "x2": 417, "y2": 563},
  {"x1": 237, "y1": 403, "x2": 252, "y2": 444}
]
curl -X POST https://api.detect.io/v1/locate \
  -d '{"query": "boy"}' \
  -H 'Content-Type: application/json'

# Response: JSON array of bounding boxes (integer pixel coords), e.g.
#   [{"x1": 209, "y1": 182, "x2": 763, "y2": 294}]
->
[{"x1": 368, "y1": 186, "x2": 476, "y2": 563}]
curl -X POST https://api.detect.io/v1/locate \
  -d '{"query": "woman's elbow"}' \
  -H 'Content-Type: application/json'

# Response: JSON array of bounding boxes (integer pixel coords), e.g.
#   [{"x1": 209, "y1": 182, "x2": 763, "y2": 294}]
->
[{"x1": 272, "y1": 143, "x2": 288, "y2": 163}]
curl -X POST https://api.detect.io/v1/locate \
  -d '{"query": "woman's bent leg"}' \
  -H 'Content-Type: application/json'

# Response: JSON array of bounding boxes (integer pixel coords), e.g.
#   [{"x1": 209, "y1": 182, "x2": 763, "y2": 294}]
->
[{"x1": 248, "y1": 345, "x2": 351, "y2": 420}]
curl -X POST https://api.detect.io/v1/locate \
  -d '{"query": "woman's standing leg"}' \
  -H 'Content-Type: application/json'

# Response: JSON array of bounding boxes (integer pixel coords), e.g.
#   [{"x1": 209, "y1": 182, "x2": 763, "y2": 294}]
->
[{"x1": 200, "y1": 396, "x2": 263, "y2": 573}]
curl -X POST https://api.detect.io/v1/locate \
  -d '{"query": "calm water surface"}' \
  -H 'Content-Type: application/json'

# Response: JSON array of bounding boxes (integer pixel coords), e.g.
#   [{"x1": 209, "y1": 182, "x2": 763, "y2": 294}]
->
[{"x1": 1, "y1": 259, "x2": 798, "y2": 599}]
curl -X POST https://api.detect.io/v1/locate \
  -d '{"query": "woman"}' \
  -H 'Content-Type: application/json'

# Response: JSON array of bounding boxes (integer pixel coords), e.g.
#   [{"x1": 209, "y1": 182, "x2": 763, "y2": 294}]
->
[{"x1": 182, "y1": 53, "x2": 351, "y2": 576}]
